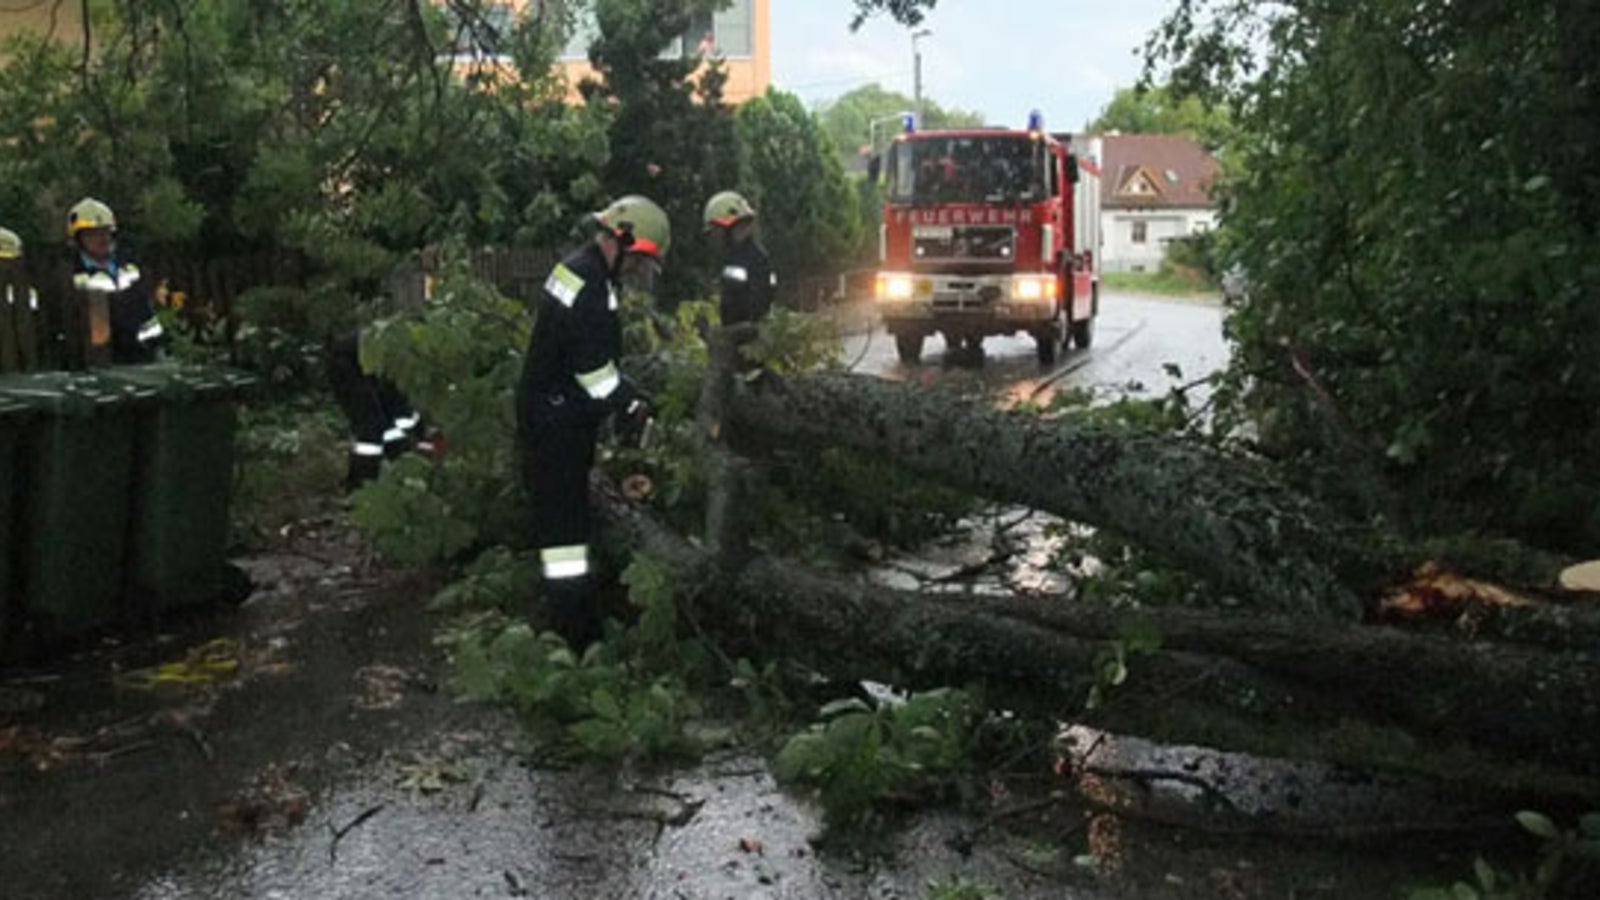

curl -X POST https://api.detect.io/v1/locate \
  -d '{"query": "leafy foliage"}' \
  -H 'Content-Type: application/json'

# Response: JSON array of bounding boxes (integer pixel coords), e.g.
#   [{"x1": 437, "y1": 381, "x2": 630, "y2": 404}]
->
[
  {"x1": 818, "y1": 83, "x2": 984, "y2": 164},
  {"x1": 1149, "y1": 0, "x2": 1600, "y2": 552},
  {"x1": 351, "y1": 264, "x2": 531, "y2": 563},
  {"x1": 847, "y1": 0, "x2": 940, "y2": 30},
  {"x1": 735, "y1": 90, "x2": 863, "y2": 286},
  {"x1": 1086, "y1": 84, "x2": 1231, "y2": 149},
  {"x1": 450, "y1": 552, "x2": 711, "y2": 764},
  {"x1": 755, "y1": 446, "x2": 976, "y2": 560},
  {"x1": 1407, "y1": 811, "x2": 1600, "y2": 900},
  {"x1": 0, "y1": 1, "x2": 605, "y2": 366},
  {"x1": 1084, "y1": 625, "x2": 1164, "y2": 712},
  {"x1": 773, "y1": 688, "x2": 980, "y2": 835},
  {"x1": 584, "y1": 0, "x2": 739, "y2": 307}
]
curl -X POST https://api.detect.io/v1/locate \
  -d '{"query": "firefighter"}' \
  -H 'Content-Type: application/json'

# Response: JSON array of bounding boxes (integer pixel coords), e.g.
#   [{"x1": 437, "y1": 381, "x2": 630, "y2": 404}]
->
[
  {"x1": 0, "y1": 227, "x2": 37, "y2": 316},
  {"x1": 703, "y1": 191, "x2": 776, "y2": 327},
  {"x1": 518, "y1": 195, "x2": 670, "y2": 649},
  {"x1": 0, "y1": 227, "x2": 21, "y2": 263},
  {"x1": 326, "y1": 330, "x2": 423, "y2": 490},
  {"x1": 67, "y1": 198, "x2": 164, "y2": 363}
]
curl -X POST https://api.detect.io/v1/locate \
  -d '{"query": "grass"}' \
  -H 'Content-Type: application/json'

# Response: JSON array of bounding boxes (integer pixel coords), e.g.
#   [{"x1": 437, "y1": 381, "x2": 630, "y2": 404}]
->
[{"x1": 1103, "y1": 265, "x2": 1220, "y2": 298}]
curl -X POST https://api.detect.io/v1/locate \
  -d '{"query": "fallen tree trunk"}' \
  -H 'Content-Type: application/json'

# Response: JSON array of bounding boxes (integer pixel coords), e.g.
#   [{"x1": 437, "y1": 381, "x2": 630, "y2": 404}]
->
[
  {"x1": 596, "y1": 479, "x2": 1600, "y2": 798},
  {"x1": 727, "y1": 373, "x2": 1378, "y2": 618},
  {"x1": 602, "y1": 345, "x2": 1600, "y2": 810}
]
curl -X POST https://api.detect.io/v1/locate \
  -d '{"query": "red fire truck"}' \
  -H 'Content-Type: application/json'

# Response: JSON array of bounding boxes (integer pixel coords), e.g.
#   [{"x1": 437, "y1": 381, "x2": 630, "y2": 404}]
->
[{"x1": 874, "y1": 116, "x2": 1102, "y2": 365}]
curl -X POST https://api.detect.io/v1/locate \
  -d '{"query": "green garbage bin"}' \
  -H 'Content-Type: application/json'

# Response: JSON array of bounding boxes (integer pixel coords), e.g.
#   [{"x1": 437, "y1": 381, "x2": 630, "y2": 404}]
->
[
  {"x1": 103, "y1": 363, "x2": 256, "y2": 612},
  {"x1": 1, "y1": 396, "x2": 29, "y2": 648},
  {"x1": 0, "y1": 371, "x2": 152, "y2": 635}
]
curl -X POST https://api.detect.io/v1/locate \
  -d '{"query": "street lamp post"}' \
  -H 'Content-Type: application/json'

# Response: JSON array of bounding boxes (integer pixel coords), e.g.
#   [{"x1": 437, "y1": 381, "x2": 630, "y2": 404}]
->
[{"x1": 911, "y1": 29, "x2": 932, "y2": 127}]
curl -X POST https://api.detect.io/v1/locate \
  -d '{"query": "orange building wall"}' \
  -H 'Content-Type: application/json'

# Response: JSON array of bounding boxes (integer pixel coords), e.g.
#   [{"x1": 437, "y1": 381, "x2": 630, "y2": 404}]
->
[
  {"x1": 0, "y1": 6, "x2": 85, "y2": 45},
  {"x1": 554, "y1": 0, "x2": 770, "y2": 104}
]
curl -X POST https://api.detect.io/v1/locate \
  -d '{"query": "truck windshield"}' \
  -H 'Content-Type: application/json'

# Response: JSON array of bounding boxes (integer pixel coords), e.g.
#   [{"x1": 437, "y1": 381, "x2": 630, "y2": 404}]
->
[{"x1": 887, "y1": 135, "x2": 1046, "y2": 205}]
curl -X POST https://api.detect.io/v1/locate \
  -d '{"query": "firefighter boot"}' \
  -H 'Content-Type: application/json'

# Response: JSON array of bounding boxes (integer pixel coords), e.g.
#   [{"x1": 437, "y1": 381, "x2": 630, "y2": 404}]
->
[
  {"x1": 344, "y1": 451, "x2": 383, "y2": 492},
  {"x1": 542, "y1": 576, "x2": 602, "y2": 652}
]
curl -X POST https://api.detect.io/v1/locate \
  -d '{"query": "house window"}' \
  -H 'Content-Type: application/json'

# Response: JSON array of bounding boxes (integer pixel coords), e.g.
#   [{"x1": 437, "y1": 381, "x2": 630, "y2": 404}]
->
[
  {"x1": 678, "y1": 0, "x2": 753, "y2": 58},
  {"x1": 1131, "y1": 221, "x2": 1148, "y2": 244},
  {"x1": 684, "y1": 11, "x2": 715, "y2": 56},
  {"x1": 714, "y1": 0, "x2": 754, "y2": 56},
  {"x1": 552, "y1": 0, "x2": 753, "y2": 61},
  {"x1": 560, "y1": 8, "x2": 598, "y2": 60}
]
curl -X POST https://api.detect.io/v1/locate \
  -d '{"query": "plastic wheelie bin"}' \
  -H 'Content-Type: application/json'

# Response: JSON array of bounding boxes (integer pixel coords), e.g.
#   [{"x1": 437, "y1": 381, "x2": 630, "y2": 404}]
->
[
  {"x1": 103, "y1": 363, "x2": 256, "y2": 612},
  {"x1": 0, "y1": 395, "x2": 29, "y2": 646},
  {"x1": 0, "y1": 371, "x2": 152, "y2": 635}
]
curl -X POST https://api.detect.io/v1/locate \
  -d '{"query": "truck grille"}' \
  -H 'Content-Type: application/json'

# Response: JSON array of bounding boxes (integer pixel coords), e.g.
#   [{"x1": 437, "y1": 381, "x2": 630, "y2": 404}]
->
[
  {"x1": 932, "y1": 281, "x2": 1004, "y2": 311},
  {"x1": 913, "y1": 225, "x2": 1015, "y2": 262}
]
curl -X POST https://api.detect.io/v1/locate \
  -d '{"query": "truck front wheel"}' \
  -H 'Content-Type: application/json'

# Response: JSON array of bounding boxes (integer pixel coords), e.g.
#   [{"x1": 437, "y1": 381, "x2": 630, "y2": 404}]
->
[
  {"x1": 1070, "y1": 289, "x2": 1097, "y2": 349},
  {"x1": 1070, "y1": 316, "x2": 1094, "y2": 349},
  {"x1": 1034, "y1": 326, "x2": 1058, "y2": 365},
  {"x1": 894, "y1": 331, "x2": 925, "y2": 365},
  {"x1": 1035, "y1": 307, "x2": 1066, "y2": 366}
]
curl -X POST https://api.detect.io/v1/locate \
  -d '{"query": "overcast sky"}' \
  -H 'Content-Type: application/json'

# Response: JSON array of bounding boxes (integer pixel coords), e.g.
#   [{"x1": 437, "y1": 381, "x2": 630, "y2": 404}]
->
[{"x1": 770, "y1": 0, "x2": 1173, "y2": 130}]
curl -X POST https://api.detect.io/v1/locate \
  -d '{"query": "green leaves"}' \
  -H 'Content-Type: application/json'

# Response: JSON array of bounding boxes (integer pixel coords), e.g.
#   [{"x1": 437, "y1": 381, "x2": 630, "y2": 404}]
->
[
  {"x1": 1152, "y1": 0, "x2": 1600, "y2": 552},
  {"x1": 773, "y1": 688, "x2": 980, "y2": 835},
  {"x1": 350, "y1": 456, "x2": 479, "y2": 564},
  {"x1": 137, "y1": 179, "x2": 207, "y2": 249},
  {"x1": 350, "y1": 264, "x2": 534, "y2": 561},
  {"x1": 1517, "y1": 810, "x2": 1560, "y2": 840},
  {"x1": 737, "y1": 89, "x2": 865, "y2": 282}
]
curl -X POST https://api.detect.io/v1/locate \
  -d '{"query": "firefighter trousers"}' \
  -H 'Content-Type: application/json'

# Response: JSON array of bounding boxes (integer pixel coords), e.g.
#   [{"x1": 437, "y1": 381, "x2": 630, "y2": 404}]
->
[
  {"x1": 328, "y1": 331, "x2": 419, "y2": 486},
  {"x1": 518, "y1": 396, "x2": 601, "y2": 650}
]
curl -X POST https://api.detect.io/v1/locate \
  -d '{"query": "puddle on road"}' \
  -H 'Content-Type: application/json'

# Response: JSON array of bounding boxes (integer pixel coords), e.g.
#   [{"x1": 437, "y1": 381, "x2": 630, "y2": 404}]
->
[
  {"x1": 869, "y1": 507, "x2": 1077, "y2": 599},
  {"x1": 134, "y1": 738, "x2": 1099, "y2": 900}
]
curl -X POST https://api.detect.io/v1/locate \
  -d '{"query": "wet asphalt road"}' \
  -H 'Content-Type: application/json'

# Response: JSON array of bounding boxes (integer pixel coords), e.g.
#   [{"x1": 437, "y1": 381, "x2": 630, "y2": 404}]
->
[{"x1": 841, "y1": 291, "x2": 1229, "y2": 408}]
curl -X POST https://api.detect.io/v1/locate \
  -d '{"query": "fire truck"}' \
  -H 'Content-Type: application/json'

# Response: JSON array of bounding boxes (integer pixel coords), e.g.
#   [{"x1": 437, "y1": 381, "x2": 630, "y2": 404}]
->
[{"x1": 874, "y1": 115, "x2": 1102, "y2": 365}]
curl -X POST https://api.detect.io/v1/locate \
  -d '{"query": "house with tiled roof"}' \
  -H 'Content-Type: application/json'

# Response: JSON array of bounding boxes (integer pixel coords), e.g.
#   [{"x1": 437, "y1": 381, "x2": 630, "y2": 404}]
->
[{"x1": 1098, "y1": 134, "x2": 1220, "y2": 273}]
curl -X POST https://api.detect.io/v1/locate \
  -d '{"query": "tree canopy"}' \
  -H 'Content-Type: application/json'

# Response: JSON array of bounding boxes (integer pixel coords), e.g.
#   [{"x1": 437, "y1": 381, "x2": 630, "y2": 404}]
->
[
  {"x1": 1150, "y1": 0, "x2": 1600, "y2": 552},
  {"x1": 817, "y1": 83, "x2": 984, "y2": 163},
  {"x1": 0, "y1": 0, "x2": 606, "y2": 338},
  {"x1": 1086, "y1": 84, "x2": 1231, "y2": 147},
  {"x1": 583, "y1": 0, "x2": 741, "y2": 305},
  {"x1": 847, "y1": 0, "x2": 939, "y2": 29},
  {"x1": 735, "y1": 90, "x2": 862, "y2": 284}
]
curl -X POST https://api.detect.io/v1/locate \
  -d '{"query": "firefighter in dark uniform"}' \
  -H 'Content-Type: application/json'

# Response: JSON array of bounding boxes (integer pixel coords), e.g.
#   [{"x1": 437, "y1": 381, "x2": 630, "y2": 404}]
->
[
  {"x1": 704, "y1": 191, "x2": 776, "y2": 327},
  {"x1": 67, "y1": 198, "x2": 164, "y2": 364},
  {"x1": 326, "y1": 330, "x2": 422, "y2": 490},
  {"x1": 518, "y1": 195, "x2": 670, "y2": 649}
]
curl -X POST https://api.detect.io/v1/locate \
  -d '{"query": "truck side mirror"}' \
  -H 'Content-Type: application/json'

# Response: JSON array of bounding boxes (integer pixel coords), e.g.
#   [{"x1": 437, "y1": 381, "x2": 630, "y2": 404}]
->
[
  {"x1": 1064, "y1": 154, "x2": 1081, "y2": 185},
  {"x1": 867, "y1": 154, "x2": 882, "y2": 184}
]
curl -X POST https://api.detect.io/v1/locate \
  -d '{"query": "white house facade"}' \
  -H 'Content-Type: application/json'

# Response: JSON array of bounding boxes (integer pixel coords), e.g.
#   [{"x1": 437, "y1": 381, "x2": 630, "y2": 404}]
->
[{"x1": 1096, "y1": 134, "x2": 1220, "y2": 273}]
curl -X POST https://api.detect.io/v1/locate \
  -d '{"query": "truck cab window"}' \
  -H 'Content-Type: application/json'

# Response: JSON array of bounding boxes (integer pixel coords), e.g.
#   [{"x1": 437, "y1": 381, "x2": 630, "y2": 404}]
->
[{"x1": 888, "y1": 136, "x2": 1046, "y2": 205}]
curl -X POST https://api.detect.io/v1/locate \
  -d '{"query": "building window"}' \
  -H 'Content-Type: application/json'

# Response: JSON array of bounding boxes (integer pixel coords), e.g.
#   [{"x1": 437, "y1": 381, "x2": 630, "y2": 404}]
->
[
  {"x1": 714, "y1": 0, "x2": 753, "y2": 56},
  {"x1": 561, "y1": 10, "x2": 598, "y2": 60},
  {"x1": 550, "y1": 0, "x2": 752, "y2": 62},
  {"x1": 1131, "y1": 221, "x2": 1148, "y2": 244}
]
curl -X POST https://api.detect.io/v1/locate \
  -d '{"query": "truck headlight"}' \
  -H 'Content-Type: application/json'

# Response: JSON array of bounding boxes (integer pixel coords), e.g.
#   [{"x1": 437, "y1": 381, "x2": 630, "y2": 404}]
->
[
  {"x1": 1011, "y1": 276, "x2": 1057, "y2": 302},
  {"x1": 876, "y1": 273, "x2": 915, "y2": 301}
]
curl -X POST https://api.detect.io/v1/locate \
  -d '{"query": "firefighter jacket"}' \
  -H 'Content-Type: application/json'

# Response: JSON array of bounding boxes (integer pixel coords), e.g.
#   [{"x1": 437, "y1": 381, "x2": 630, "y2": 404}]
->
[
  {"x1": 519, "y1": 242, "x2": 638, "y2": 427},
  {"x1": 719, "y1": 236, "x2": 776, "y2": 327},
  {"x1": 73, "y1": 254, "x2": 162, "y2": 364}
]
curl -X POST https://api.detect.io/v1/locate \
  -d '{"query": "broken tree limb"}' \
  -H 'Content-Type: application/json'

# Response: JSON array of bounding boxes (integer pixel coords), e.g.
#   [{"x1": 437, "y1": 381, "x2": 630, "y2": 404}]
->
[
  {"x1": 595, "y1": 479, "x2": 1600, "y2": 797},
  {"x1": 696, "y1": 325, "x2": 757, "y2": 570},
  {"x1": 726, "y1": 373, "x2": 1376, "y2": 618}
]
